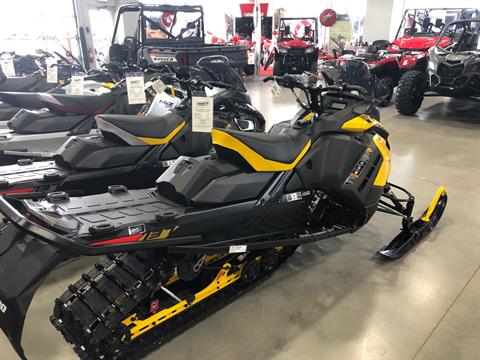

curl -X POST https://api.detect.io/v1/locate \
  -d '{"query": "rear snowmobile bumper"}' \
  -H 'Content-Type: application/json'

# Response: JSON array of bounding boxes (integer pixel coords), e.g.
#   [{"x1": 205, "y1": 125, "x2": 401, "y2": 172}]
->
[{"x1": 0, "y1": 223, "x2": 67, "y2": 359}]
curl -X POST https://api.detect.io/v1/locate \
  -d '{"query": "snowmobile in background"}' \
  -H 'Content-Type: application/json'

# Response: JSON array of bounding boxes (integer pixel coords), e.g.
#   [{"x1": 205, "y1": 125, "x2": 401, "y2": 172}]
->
[
  {"x1": 320, "y1": 58, "x2": 396, "y2": 106},
  {"x1": 0, "y1": 79, "x2": 139, "y2": 165},
  {"x1": 0, "y1": 49, "x2": 110, "y2": 120},
  {"x1": 0, "y1": 75, "x2": 447, "y2": 360},
  {"x1": 0, "y1": 57, "x2": 266, "y2": 197}
]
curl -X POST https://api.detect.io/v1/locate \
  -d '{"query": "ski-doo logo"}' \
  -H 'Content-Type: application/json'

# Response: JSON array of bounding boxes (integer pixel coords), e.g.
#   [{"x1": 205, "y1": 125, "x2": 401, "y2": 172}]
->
[{"x1": 0, "y1": 300, "x2": 7, "y2": 314}]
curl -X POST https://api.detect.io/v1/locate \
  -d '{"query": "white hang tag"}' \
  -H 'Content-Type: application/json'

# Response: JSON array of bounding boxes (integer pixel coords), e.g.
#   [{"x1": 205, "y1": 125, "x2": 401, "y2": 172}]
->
[
  {"x1": 0, "y1": 59, "x2": 16, "y2": 77},
  {"x1": 46, "y1": 61, "x2": 58, "y2": 83},
  {"x1": 271, "y1": 80, "x2": 282, "y2": 99},
  {"x1": 126, "y1": 74, "x2": 146, "y2": 104},
  {"x1": 229, "y1": 245, "x2": 247, "y2": 254},
  {"x1": 192, "y1": 96, "x2": 213, "y2": 133},
  {"x1": 152, "y1": 79, "x2": 166, "y2": 94},
  {"x1": 69, "y1": 75, "x2": 85, "y2": 95},
  {"x1": 248, "y1": 53, "x2": 254, "y2": 65}
]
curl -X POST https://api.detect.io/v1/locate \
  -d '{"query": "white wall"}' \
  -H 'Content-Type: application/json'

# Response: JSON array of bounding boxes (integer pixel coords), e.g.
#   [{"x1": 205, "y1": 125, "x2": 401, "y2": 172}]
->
[{"x1": 363, "y1": 0, "x2": 394, "y2": 42}]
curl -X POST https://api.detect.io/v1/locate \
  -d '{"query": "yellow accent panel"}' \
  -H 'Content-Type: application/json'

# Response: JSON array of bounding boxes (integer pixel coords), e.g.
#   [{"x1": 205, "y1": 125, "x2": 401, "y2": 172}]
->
[
  {"x1": 373, "y1": 134, "x2": 391, "y2": 186},
  {"x1": 102, "y1": 82, "x2": 117, "y2": 89},
  {"x1": 303, "y1": 112, "x2": 314, "y2": 121},
  {"x1": 137, "y1": 121, "x2": 186, "y2": 145},
  {"x1": 421, "y1": 185, "x2": 447, "y2": 222},
  {"x1": 211, "y1": 129, "x2": 311, "y2": 172},
  {"x1": 122, "y1": 263, "x2": 242, "y2": 340},
  {"x1": 342, "y1": 115, "x2": 383, "y2": 132}
]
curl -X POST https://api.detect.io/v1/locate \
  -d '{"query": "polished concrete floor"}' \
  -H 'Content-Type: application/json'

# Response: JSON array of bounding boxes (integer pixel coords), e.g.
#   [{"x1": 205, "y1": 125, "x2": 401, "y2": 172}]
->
[{"x1": 1, "y1": 79, "x2": 479, "y2": 360}]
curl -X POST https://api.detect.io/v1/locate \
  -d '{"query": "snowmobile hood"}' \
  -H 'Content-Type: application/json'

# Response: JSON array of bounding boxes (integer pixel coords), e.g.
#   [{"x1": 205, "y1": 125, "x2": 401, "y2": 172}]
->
[
  {"x1": 278, "y1": 39, "x2": 315, "y2": 48},
  {"x1": 389, "y1": 36, "x2": 451, "y2": 51}
]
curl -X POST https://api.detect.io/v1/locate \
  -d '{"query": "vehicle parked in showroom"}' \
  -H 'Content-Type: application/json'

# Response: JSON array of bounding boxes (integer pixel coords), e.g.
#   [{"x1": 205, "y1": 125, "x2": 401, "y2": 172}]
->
[
  {"x1": 382, "y1": 8, "x2": 478, "y2": 75},
  {"x1": 108, "y1": 3, "x2": 248, "y2": 74},
  {"x1": 395, "y1": 18, "x2": 480, "y2": 115},
  {"x1": 271, "y1": 17, "x2": 319, "y2": 76}
]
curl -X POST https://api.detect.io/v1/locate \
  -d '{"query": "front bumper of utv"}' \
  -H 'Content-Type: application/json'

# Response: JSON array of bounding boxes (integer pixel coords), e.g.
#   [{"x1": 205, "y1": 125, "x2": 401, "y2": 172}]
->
[
  {"x1": 277, "y1": 50, "x2": 317, "y2": 74},
  {"x1": 429, "y1": 63, "x2": 480, "y2": 97}
]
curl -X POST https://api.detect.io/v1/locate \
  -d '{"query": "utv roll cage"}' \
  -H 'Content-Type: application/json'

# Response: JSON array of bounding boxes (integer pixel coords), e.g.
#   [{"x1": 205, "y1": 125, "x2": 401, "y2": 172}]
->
[
  {"x1": 395, "y1": 8, "x2": 479, "y2": 38},
  {"x1": 111, "y1": 3, "x2": 206, "y2": 63},
  {"x1": 277, "y1": 17, "x2": 319, "y2": 43},
  {"x1": 435, "y1": 18, "x2": 480, "y2": 53}
]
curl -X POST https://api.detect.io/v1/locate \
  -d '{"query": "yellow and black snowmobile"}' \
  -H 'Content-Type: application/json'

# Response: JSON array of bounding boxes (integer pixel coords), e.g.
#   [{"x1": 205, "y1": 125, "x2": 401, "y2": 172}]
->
[{"x1": 0, "y1": 76, "x2": 447, "y2": 359}]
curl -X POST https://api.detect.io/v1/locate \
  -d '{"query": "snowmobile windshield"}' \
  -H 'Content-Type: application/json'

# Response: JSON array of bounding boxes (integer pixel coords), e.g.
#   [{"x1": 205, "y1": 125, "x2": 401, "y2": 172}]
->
[
  {"x1": 320, "y1": 59, "x2": 371, "y2": 93},
  {"x1": 189, "y1": 56, "x2": 247, "y2": 92},
  {"x1": 143, "y1": 9, "x2": 204, "y2": 44},
  {"x1": 435, "y1": 19, "x2": 480, "y2": 53},
  {"x1": 277, "y1": 18, "x2": 318, "y2": 42},
  {"x1": 395, "y1": 8, "x2": 478, "y2": 39}
]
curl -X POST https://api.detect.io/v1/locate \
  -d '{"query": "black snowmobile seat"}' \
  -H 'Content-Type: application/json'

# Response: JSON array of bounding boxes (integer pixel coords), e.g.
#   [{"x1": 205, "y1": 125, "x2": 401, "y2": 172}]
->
[
  {"x1": 0, "y1": 74, "x2": 39, "y2": 92},
  {"x1": 96, "y1": 113, "x2": 186, "y2": 144},
  {"x1": 38, "y1": 92, "x2": 115, "y2": 115},
  {"x1": 212, "y1": 127, "x2": 311, "y2": 172},
  {"x1": 0, "y1": 91, "x2": 45, "y2": 108}
]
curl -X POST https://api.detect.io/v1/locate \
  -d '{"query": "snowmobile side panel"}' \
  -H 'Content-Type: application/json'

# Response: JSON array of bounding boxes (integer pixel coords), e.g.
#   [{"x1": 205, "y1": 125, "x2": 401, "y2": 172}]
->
[
  {"x1": 54, "y1": 135, "x2": 150, "y2": 170},
  {"x1": 157, "y1": 155, "x2": 243, "y2": 204},
  {"x1": 0, "y1": 223, "x2": 68, "y2": 360},
  {"x1": 191, "y1": 171, "x2": 274, "y2": 204}
]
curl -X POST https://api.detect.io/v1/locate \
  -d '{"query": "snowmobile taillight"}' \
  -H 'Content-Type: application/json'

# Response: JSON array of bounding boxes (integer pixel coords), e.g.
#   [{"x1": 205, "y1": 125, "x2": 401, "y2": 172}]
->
[
  {"x1": 89, "y1": 233, "x2": 143, "y2": 247},
  {"x1": 0, "y1": 187, "x2": 34, "y2": 195}
]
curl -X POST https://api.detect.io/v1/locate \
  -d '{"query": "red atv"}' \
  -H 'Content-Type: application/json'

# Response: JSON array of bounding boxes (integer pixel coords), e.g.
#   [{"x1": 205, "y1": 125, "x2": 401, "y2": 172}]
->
[
  {"x1": 269, "y1": 17, "x2": 319, "y2": 76},
  {"x1": 389, "y1": 8, "x2": 479, "y2": 113}
]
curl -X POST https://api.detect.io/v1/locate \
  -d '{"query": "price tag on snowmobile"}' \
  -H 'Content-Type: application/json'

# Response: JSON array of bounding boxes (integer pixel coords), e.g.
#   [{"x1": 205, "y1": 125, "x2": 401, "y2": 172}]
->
[
  {"x1": 271, "y1": 80, "x2": 282, "y2": 99},
  {"x1": 69, "y1": 74, "x2": 85, "y2": 95},
  {"x1": 126, "y1": 73, "x2": 146, "y2": 105},
  {"x1": 46, "y1": 60, "x2": 58, "y2": 83},
  {"x1": 192, "y1": 95, "x2": 213, "y2": 133},
  {"x1": 0, "y1": 59, "x2": 15, "y2": 77}
]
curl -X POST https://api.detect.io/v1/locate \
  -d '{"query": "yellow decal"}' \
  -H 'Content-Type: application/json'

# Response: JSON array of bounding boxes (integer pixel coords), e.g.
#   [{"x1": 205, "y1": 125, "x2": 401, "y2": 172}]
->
[
  {"x1": 211, "y1": 129, "x2": 311, "y2": 172},
  {"x1": 421, "y1": 186, "x2": 447, "y2": 222},
  {"x1": 137, "y1": 121, "x2": 186, "y2": 145},
  {"x1": 170, "y1": 86, "x2": 175, "y2": 97},
  {"x1": 373, "y1": 134, "x2": 391, "y2": 186}
]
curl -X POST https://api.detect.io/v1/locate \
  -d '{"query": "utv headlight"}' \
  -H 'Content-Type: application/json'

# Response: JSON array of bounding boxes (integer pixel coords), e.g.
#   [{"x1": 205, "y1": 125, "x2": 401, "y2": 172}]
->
[
  {"x1": 305, "y1": 46, "x2": 315, "y2": 54},
  {"x1": 277, "y1": 46, "x2": 288, "y2": 54}
]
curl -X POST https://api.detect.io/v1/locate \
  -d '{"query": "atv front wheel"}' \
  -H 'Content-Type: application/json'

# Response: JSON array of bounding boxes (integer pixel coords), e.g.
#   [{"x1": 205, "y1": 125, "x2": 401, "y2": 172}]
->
[
  {"x1": 378, "y1": 76, "x2": 394, "y2": 107},
  {"x1": 394, "y1": 70, "x2": 427, "y2": 115}
]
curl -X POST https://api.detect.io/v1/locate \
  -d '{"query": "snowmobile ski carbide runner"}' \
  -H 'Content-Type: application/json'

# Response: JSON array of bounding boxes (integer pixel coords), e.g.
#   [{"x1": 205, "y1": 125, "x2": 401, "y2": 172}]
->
[
  {"x1": 0, "y1": 75, "x2": 447, "y2": 360},
  {"x1": 0, "y1": 56, "x2": 266, "y2": 196}
]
